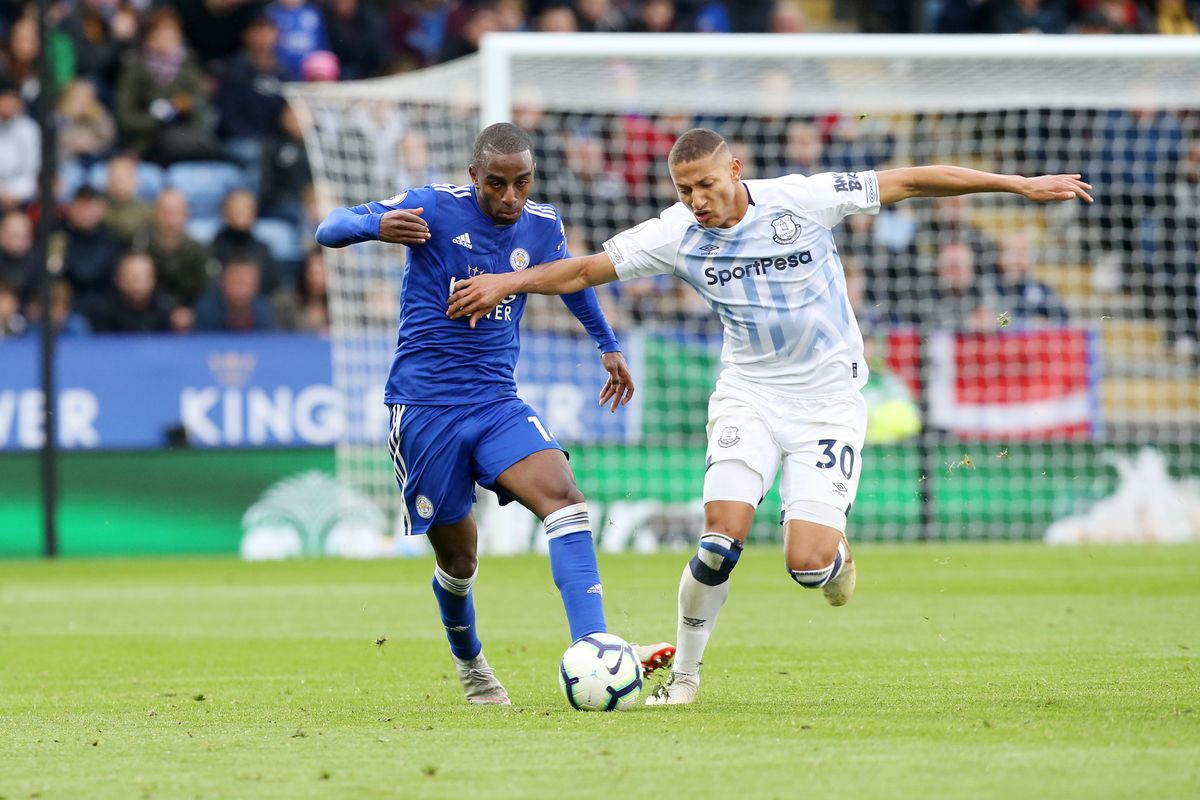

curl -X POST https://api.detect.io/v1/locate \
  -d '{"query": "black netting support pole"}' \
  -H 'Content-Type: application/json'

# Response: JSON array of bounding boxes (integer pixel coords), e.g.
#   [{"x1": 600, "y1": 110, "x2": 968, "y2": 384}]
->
[
  {"x1": 36, "y1": 0, "x2": 59, "y2": 558},
  {"x1": 917, "y1": 331, "x2": 937, "y2": 541}
]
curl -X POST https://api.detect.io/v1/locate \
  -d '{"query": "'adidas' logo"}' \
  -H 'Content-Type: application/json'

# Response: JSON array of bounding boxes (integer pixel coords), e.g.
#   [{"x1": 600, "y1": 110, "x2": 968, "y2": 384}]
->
[
  {"x1": 453, "y1": 232, "x2": 472, "y2": 249},
  {"x1": 586, "y1": 583, "x2": 603, "y2": 596}
]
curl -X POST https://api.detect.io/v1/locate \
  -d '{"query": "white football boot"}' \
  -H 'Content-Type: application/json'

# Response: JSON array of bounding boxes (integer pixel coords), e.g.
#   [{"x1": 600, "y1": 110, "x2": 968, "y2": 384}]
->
[
  {"x1": 822, "y1": 536, "x2": 856, "y2": 607},
  {"x1": 452, "y1": 653, "x2": 511, "y2": 705},
  {"x1": 644, "y1": 671, "x2": 700, "y2": 706},
  {"x1": 632, "y1": 642, "x2": 676, "y2": 676}
]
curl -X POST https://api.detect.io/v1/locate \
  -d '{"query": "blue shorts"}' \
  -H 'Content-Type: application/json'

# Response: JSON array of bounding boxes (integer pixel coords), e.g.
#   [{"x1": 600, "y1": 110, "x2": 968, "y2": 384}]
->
[{"x1": 386, "y1": 397, "x2": 563, "y2": 535}]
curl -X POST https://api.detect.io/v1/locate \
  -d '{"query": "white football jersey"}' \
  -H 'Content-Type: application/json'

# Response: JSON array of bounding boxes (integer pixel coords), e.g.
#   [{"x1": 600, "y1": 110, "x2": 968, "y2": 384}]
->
[{"x1": 603, "y1": 171, "x2": 881, "y2": 396}]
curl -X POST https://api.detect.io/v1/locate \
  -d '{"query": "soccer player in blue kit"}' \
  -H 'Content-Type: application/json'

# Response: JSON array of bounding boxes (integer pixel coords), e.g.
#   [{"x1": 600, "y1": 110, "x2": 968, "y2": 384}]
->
[{"x1": 316, "y1": 123, "x2": 673, "y2": 705}]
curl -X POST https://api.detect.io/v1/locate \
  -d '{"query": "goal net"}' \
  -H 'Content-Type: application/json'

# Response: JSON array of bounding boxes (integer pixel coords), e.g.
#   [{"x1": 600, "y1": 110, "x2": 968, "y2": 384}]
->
[{"x1": 288, "y1": 34, "x2": 1200, "y2": 546}]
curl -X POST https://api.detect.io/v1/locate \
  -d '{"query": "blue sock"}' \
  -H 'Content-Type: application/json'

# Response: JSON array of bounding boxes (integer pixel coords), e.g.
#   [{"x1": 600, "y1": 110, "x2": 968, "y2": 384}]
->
[
  {"x1": 431, "y1": 565, "x2": 481, "y2": 661},
  {"x1": 545, "y1": 503, "x2": 606, "y2": 641}
]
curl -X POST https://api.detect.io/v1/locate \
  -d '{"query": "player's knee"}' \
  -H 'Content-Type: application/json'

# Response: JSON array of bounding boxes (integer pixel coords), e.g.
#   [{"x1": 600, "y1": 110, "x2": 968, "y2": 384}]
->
[
  {"x1": 787, "y1": 540, "x2": 846, "y2": 589},
  {"x1": 438, "y1": 554, "x2": 478, "y2": 580},
  {"x1": 785, "y1": 539, "x2": 840, "y2": 574},
  {"x1": 687, "y1": 532, "x2": 744, "y2": 587}
]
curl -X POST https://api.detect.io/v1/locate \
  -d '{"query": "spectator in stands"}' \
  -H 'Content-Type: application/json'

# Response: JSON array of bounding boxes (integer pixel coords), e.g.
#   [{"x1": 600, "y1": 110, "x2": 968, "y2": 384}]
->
[
  {"x1": 933, "y1": 241, "x2": 989, "y2": 330},
  {"x1": 115, "y1": 8, "x2": 218, "y2": 165},
  {"x1": 574, "y1": 0, "x2": 627, "y2": 31},
  {"x1": 1070, "y1": 8, "x2": 1119, "y2": 32},
  {"x1": 266, "y1": 0, "x2": 329, "y2": 81},
  {"x1": 1152, "y1": 0, "x2": 1199, "y2": 34},
  {"x1": 1161, "y1": 139, "x2": 1200, "y2": 356},
  {"x1": 63, "y1": 0, "x2": 140, "y2": 92},
  {"x1": 536, "y1": 5, "x2": 578, "y2": 31},
  {"x1": 135, "y1": 188, "x2": 212, "y2": 321},
  {"x1": 388, "y1": 0, "x2": 473, "y2": 71},
  {"x1": 0, "y1": 208, "x2": 36, "y2": 298},
  {"x1": 259, "y1": 104, "x2": 312, "y2": 226},
  {"x1": 441, "y1": 3, "x2": 502, "y2": 61},
  {"x1": 215, "y1": 14, "x2": 287, "y2": 171},
  {"x1": 87, "y1": 251, "x2": 176, "y2": 333},
  {"x1": 990, "y1": 0, "x2": 1069, "y2": 33},
  {"x1": 823, "y1": 114, "x2": 896, "y2": 174},
  {"x1": 24, "y1": 279, "x2": 91, "y2": 337},
  {"x1": 57, "y1": 79, "x2": 116, "y2": 166},
  {"x1": 0, "y1": 77, "x2": 39, "y2": 210},
  {"x1": 274, "y1": 248, "x2": 328, "y2": 332},
  {"x1": 988, "y1": 233, "x2": 1069, "y2": 325},
  {"x1": 211, "y1": 188, "x2": 281, "y2": 294},
  {"x1": 782, "y1": 120, "x2": 827, "y2": 175},
  {"x1": 57, "y1": 186, "x2": 121, "y2": 313},
  {"x1": 324, "y1": 0, "x2": 392, "y2": 80},
  {"x1": 1087, "y1": 108, "x2": 1183, "y2": 291},
  {"x1": 1093, "y1": 0, "x2": 1146, "y2": 33},
  {"x1": 172, "y1": 0, "x2": 262, "y2": 67},
  {"x1": 543, "y1": 124, "x2": 626, "y2": 243},
  {"x1": 629, "y1": 0, "x2": 680, "y2": 32},
  {"x1": 0, "y1": 278, "x2": 25, "y2": 337},
  {"x1": 194, "y1": 255, "x2": 276, "y2": 331},
  {"x1": 2, "y1": 14, "x2": 41, "y2": 105},
  {"x1": 912, "y1": 194, "x2": 998, "y2": 282},
  {"x1": 300, "y1": 49, "x2": 340, "y2": 82},
  {"x1": 770, "y1": 1, "x2": 807, "y2": 32},
  {"x1": 103, "y1": 154, "x2": 153, "y2": 247}
]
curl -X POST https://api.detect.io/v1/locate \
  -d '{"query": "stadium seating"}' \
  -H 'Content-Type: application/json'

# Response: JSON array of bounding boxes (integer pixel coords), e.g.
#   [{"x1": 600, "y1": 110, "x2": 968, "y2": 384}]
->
[
  {"x1": 184, "y1": 217, "x2": 222, "y2": 246},
  {"x1": 88, "y1": 160, "x2": 166, "y2": 203},
  {"x1": 252, "y1": 218, "x2": 304, "y2": 264},
  {"x1": 58, "y1": 160, "x2": 87, "y2": 202},
  {"x1": 166, "y1": 161, "x2": 248, "y2": 219}
]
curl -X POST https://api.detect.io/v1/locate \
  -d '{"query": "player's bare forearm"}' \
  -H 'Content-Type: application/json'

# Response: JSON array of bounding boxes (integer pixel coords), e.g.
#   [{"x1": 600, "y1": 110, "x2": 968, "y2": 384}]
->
[
  {"x1": 448, "y1": 253, "x2": 617, "y2": 327},
  {"x1": 877, "y1": 166, "x2": 1093, "y2": 205}
]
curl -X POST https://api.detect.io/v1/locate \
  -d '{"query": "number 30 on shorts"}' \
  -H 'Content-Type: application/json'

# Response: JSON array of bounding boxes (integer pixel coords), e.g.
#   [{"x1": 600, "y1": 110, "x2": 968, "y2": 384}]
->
[{"x1": 815, "y1": 439, "x2": 856, "y2": 479}]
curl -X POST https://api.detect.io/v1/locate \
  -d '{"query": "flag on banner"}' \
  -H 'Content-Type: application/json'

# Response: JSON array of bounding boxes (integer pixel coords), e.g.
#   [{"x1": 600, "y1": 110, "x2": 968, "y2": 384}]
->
[{"x1": 885, "y1": 329, "x2": 1100, "y2": 440}]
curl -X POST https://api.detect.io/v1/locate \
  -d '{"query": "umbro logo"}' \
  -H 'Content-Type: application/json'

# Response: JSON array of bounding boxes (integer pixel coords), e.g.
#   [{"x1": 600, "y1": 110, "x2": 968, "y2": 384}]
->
[
  {"x1": 452, "y1": 232, "x2": 472, "y2": 249},
  {"x1": 682, "y1": 616, "x2": 706, "y2": 628},
  {"x1": 700, "y1": 243, "x2": 720, "y2": 253}
]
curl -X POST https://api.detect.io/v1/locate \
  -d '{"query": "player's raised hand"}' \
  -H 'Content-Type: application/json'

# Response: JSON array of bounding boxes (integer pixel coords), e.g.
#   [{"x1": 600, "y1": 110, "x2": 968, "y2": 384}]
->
[
  {"x1": 448, "y1": 274, "x2": 514, "y2": 328},
  {"x1": 379, "y1": 208, "x2": 430, "y2": 245},
  {"x1": 1021, "y1": 175, "x2": 1093, "y2": 203},
  {"x1": 598, "y1": 351, "x2": 635, "y2": 413}
]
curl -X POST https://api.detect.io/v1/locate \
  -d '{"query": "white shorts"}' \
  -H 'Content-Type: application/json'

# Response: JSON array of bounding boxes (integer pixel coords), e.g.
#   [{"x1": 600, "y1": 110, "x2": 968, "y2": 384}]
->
[{"x1": 704, "y1": 375, "x2": 868, "y2": 532}]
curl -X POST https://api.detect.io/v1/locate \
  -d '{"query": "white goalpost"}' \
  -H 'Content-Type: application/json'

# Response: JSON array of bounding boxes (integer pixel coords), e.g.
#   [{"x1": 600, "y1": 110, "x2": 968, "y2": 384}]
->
[{"x1": 289, "y1": 34, "x2": 1200, "y2": 547}]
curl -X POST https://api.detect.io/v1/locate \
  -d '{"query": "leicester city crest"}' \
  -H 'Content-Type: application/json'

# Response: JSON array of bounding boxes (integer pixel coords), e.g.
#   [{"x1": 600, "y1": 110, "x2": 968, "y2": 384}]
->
[
  {"x1": 717, "y1": 426, "x2": 740, "y2": 448},
  {"x1": 509, "y1": 248, "x2": 530, "y2": 271},
  {"x1": 416, "y1": 495, "x2": 435, "y2": 519},
  {"x1": 771, "y1": 213, "x2": 801, "y2": 244}
]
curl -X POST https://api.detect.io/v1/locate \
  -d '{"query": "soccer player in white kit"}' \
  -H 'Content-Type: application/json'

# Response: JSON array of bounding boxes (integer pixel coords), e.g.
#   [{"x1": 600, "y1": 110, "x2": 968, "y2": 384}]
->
[{"x1": 448, "y1": 128, "x2": 1092, "y2": 705}]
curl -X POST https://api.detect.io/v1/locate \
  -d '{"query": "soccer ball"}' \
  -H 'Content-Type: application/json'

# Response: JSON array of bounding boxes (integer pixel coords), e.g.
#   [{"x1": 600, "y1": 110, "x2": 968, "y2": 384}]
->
[{"x1": 558, "y1": 633, "x2": 643, "y2": 711}]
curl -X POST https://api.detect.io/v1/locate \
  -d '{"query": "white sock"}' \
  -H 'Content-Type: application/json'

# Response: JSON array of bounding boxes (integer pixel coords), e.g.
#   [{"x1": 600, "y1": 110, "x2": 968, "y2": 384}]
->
[{"x1": 673, "y1": 533, "x2": 742, "y2": 675}]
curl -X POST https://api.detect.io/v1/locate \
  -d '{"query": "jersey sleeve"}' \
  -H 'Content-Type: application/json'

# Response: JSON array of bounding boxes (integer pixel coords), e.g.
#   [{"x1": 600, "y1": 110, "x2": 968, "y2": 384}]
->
[
  {"x1": 774, "y1": 170, "x2": 881, "y2": 229},
  {"x1": 602, "y1": 214, "x2": 680, "y2": 281},
  {"x1": 314, "y1": 187, "x2": 438, "y2": 248}
]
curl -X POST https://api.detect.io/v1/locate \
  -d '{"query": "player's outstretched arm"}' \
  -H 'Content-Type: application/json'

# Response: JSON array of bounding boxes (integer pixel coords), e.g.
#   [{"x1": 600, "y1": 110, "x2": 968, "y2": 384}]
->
[
  {"x1": 448, "y1": 252, "x2": 618, "y2": 328},
  {"x1": 315, "y1": 205, "x2": 430, "y2": 248},
  {"x1": 876, "y1": 166, "x2": 1093, "y2": 206}
]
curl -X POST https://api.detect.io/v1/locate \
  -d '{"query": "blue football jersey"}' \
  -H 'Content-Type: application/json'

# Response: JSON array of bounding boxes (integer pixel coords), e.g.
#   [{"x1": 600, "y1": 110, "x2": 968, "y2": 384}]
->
[{"x1": 376, "y1": 184, "x2": 571, "y2": 405}]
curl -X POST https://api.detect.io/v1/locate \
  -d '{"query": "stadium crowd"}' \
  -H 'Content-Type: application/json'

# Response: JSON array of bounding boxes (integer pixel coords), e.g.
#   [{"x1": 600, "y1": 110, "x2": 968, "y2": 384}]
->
[{"x1": 0, "y1": 0, "x2": 1196, "y2": 352}]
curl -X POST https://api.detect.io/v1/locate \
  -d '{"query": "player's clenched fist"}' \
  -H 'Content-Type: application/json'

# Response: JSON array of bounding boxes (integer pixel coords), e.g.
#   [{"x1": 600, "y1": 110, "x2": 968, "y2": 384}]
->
[{"x1": 379, "y1": 207, "x2": 431, "y2": 245}]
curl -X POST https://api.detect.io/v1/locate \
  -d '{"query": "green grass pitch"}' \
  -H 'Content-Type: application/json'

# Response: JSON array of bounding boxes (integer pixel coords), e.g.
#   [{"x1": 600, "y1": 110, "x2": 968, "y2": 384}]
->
[{"x1": 2, "y1": 543, "x2": 1197, "y2": 799}]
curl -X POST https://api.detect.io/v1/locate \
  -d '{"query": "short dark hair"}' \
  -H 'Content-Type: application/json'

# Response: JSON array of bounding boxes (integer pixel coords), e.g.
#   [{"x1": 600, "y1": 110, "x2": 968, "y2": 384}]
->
[
  {"x1": 472, "y1": 122, "x2": 534, "y2": 168},
  {"x1": 668, "y1": 128, "x2": 728, "y2": 166}
]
